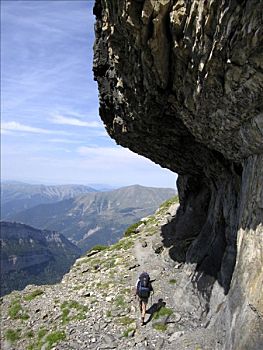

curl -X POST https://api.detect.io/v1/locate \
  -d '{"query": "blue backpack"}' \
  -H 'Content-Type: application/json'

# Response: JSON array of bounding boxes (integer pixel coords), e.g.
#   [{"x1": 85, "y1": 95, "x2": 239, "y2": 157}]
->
[{"x1": 137, "y1": 272, "x2": 150, "y2": 298}]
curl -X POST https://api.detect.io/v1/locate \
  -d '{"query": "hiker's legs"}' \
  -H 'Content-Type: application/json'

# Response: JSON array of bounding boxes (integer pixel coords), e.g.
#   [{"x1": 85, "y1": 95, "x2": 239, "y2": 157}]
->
[
  {"x1": 139, "y1": 299, "x2": 142, "y2": 313},
  {"x1": 141, "y1": 300, "x2": 147, "y2": 324},
  {"x1": 141, "y1": 301, "x2": 147, "y2": 319}
]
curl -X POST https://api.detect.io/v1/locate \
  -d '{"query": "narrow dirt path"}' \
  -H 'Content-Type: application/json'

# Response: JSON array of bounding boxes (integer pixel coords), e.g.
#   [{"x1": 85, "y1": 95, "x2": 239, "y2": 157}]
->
[{"x1": 133, "y1": 239, "x2": 148, "y2": 267}]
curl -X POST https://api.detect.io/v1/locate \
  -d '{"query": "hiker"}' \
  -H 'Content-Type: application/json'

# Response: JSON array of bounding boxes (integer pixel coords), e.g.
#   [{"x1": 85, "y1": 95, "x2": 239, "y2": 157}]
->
[{"x1": 134, "y1": 272, "x2": 154, "y2": 325}]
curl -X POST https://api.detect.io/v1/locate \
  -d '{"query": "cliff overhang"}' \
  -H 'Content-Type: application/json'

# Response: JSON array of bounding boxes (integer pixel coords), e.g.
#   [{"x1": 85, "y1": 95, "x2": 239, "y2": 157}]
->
[{"x1": 93, "y1": 1, "x2": 263, "y2": 349}]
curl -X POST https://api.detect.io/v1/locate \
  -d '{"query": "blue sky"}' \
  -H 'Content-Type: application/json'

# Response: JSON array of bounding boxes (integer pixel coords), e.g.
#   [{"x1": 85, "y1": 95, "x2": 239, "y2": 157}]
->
[{"x1": 1, "y1": 0, "x2": 176, "y2": 188}]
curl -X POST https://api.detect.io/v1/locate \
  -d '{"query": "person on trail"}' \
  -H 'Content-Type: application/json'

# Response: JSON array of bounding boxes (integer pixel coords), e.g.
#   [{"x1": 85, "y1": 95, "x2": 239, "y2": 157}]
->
[{"x1": 134, "y1": 272, "x2": 154, "y2": 325}]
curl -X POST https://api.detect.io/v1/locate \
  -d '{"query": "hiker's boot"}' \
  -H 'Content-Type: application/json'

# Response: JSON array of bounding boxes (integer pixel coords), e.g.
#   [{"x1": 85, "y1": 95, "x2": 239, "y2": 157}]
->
[{"x1": 141, "y1": 317, "x2": 145, "y2": 326}]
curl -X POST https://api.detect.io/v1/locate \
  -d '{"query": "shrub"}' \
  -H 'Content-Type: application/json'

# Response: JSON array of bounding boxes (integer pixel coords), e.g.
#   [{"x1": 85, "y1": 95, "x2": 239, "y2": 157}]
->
[
  {"x1": 102, "y1": 259, "x2": 116, "y2": 269},
  {"x1": 45, "y1": 331, "x2": 66, "y2": 350},
  {"x1": 26, "y1": 330, "x2": 34, "y2": 338},
  {"x1": 157, "y1": 196, "x2": 179, "y2": 214},
  {"x1": 8, "y1": 299, "x2": 29, "y2": 320},
  {"x1": 61, "y1": 300, "x2": 88, "y2": 324},
  {"x1": 118, "y1": 316, "x2": 134, "y2": 325},
  {"x1": 122, "y1": 327, "x2": 135, "y2": 337},
  {"x1": 124, "y1": 221, "x2": 141, "y2": 237},
  {"x1": 5, "y1": 329, "x2": 21, "y2": 343},
  {"x1": 109, "y1": 238, "x2": 134, "y2": 251},
  {"x1": 38, "y1": 328, "x2": 48, "y2": 340},
  {"x1": 24, "y1": 289, "x2": 44, "y2": 301},
  {"x1": 153, "y1": 322, "x2": 167, "y2": 331},
  {"x1": 89, "y1": 244, "x2": 108, "y2": 252},
  {"x1": 169, "y1": 279, "x2": 176, "y2": 284},
  {"x1": 114, "y1": 295, "x2": 126, "y2": 307},
  {"x1": 106, "y1": 310, "x2": 112, "y2": 317}
]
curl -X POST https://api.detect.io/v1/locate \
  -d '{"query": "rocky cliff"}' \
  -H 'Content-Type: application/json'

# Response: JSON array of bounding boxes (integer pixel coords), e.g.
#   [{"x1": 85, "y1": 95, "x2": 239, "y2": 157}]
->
[{"x1": 93, "y1": 1, "x2": 263, "y2": 349}]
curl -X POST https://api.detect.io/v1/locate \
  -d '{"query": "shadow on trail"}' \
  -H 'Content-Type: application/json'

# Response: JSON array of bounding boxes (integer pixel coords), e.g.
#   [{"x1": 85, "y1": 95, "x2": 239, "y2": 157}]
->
[{"x1": 145, "y1": 298, "x2": 166, "y2": 325}]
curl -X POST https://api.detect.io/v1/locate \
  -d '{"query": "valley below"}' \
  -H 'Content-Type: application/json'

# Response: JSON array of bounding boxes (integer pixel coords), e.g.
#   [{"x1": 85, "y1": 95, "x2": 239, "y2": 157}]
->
[{"x1": 1, "y1": 182, "x2": 176, "y2": 296}]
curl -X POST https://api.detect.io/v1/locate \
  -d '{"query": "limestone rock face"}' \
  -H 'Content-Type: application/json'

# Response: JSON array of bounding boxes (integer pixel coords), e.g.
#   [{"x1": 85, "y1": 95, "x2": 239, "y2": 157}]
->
[{"x1": 93, "y1": 1, "x2": 263, "y2": 349}]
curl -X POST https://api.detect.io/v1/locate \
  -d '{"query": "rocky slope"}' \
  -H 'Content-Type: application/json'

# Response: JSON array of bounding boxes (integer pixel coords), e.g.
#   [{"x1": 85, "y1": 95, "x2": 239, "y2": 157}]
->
[
  {"x1": 1, "y1": 197, "x2": 218, "y2": 350},
  {"x1": 9, "y1": 185, "x2": 175, "y2": 251},
  {"x1": 93, "y1": 1, "x2": 263, "y2": 349},
  {"x1": 1, "y1": 182, "x2": 97, "y2": 219},
  {"x1": 0, "y1": 222, "x2": 81, "y2": 296}
]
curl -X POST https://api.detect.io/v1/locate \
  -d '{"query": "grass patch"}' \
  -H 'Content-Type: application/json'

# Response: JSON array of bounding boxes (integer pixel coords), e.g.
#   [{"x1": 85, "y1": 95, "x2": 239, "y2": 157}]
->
[
  {"x1": 96, "y1": 281, "x2": 111, "y2": 289},
  {"x1": 122, "y1": 327, "x2": 135, "y2": 337},
  {"x1": 157, "y1": 196, "x2": 179, "y2": 215},
  {"x1": 61, "y1": 300, "x2": 88, "y2": 324},
  {"x1": 89, "y1": 244, "x2": 108, "y2": 252},
  {"x1": 153, "y1": 322, "x2": 167, "y2": 331},
  {"x1": 109, "y1": 238, "x2": 134, "y2": 251},
  {"x1": 145, "y1": 226, "x2": 159, "y2": 236},
  {"x1": 102, "y1": 258, "x2": 116, "y2": 269},
  {"x1": 122, "y1": 287, "x2": 131, "y2": 295},
  {"x1": 124, "y1": 221, "x2": 142, "y2": 237},
  {"x1": 5, "y1": 329, "x2": 21, "y2": 343},
  {"x1": 24, "y1": 289, "x2": 44, "y2": 301},
  {"x1": 45, "y1": 330, "x2": 66, "y2": 350},
  {"x1": 169, "y1": 279, "x2": 177, "y2": 284},
  {"x1": 106, "y1": 310, "x2": 112, "y2": 317},
  {"x1": 153, "y1": 307, "x2": 173, "y2": 320},
  {"x1": 8, "y1": 299, "x2": 29, "y2": 320},
  {"x1": 114, "y1": 295, "x2": 126, "y2": 307},
  {"x1": 38, "y1": 327, "x2": 48, "y2": 340},
  {"x1": 145, "y1": 215, "x2": 157, "y2": 225},
  {"x1": 118, "y1": 316, "x2": 135, "y2": 326},
  {"x1": 26, "y1": 330, "x2": 34, "y2": 338},
  {"x1": 72, "y1": 285, "x2": 83, "y2": 291},
  {"x1": 89, "y1": 257, "x2": 102, "y2": 267}
]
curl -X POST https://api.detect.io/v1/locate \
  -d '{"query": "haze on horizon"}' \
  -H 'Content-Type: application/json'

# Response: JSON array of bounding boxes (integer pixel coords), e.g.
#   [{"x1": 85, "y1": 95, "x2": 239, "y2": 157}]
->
[{"x1": 1, "y1": 0, "x2": 177, "y2": 189}]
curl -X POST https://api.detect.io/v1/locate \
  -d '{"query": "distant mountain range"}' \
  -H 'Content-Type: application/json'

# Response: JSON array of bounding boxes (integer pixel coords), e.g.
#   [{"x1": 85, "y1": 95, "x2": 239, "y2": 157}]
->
[
  {"x1": 3, "y1": 184, "x2": 175, "y2": 251},
  {"x1": 1, "y1": 181, "x2": 98, "y2": 218},
  {"x1": 0, "y1": 221, "x2": 81, "y2": 296}
]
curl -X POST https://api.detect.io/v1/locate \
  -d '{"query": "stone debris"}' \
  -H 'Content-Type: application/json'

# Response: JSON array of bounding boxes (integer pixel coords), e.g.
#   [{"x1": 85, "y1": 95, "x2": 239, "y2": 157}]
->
[{"x1": 0, "y1": 198, "x2": 216, "y2": 350}]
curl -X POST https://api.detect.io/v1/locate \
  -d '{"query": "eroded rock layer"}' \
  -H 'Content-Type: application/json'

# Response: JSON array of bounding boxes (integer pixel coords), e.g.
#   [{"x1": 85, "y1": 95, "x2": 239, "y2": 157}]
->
[{"x1": 93, "y1": 1, "x2": 263, "y2": 349}]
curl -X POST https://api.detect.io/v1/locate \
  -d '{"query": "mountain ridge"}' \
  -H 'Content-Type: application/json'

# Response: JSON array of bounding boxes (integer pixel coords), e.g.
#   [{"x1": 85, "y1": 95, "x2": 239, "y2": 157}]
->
[
  {"x1": 6, "y1": 185, "x2": 175, "y2": 251},
  {"x1": 1, "y1": 182, "x2": 99, "y2": 219},
  {"x1": 0, "y1": 221, "x2": 81, "y2": 296}
]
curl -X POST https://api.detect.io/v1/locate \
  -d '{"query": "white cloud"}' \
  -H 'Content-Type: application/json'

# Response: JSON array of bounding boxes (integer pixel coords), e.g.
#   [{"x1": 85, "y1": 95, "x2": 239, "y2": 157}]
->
[
  {"x1": 51, "y1": 114, "x2": 103, "y2": 128},
  {"x1": 78, "y1": 146, "x2": 134, "y2": 157},
  {"x1": 1, "y1": 128, "x2": 14, "y2": 135},
  {"x1": 48, "y1": 138, "x2": 83, "y2": 144},
  {"x1": 77, "y1": 145, "x2": 153, "y2": 165},
  {"x1": 1, "y1": 121, "x2": 69, "y2": 135}
]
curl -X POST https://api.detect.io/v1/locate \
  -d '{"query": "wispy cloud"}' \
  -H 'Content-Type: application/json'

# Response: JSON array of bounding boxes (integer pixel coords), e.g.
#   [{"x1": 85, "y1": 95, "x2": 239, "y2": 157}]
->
[
  {"x1": 77, "y1": 146, "x2": 151, "y2": 164},
  {"x1": 1, "y1": 121, "x2": 69, "y2": 135},
  {"x1": 48, "y1": 138, "x2": 83, "y2": 144},
  {"x1": 1, "y1": 1, "x2": 176, "y2": 188},
  {"x1": 50, "y1": 114, "x2": 102, "y2": 128},
  {"x1": 1, "y1": 128, "x2": 15, "y2": 135}
]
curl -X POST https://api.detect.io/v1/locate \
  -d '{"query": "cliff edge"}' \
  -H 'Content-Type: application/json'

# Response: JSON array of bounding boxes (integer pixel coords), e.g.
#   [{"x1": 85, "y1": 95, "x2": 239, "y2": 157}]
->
[{"x1": 93, "y1": 1, "x2": 263, "y2": 349}]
